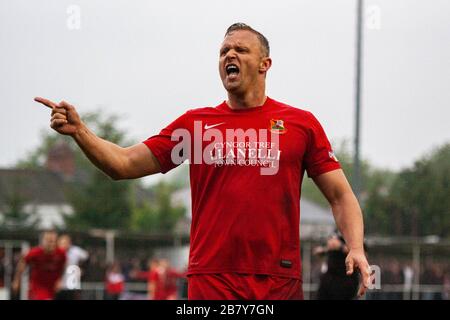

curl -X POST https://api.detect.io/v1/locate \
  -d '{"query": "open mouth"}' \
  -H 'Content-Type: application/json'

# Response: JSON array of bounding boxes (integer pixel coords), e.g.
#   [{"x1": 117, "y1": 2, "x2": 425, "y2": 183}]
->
[{"x1": 226, "y1": 64, "x2": 240, "y2": 77}]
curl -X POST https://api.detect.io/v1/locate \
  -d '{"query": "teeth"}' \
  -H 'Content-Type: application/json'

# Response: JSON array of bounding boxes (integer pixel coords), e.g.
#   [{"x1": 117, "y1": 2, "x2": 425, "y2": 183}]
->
[{"x1": 226, "y1": 64, "x2": 239, "y2": 74}]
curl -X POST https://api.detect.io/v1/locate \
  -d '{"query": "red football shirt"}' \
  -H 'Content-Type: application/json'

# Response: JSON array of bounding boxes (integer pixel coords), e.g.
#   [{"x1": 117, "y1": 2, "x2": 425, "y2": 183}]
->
[
  {"x1": 143, "y1": 97, "x2": 340, "y2": 279},
  {"x1": 150, "y1": 269, "x2": 182, "y2": 300},
  {"x1": 105, "y1": 272, "x2": 125, "y2": 295},
  {"x1": 24, "y1": 247, "x2": 66, "y2": 300}
]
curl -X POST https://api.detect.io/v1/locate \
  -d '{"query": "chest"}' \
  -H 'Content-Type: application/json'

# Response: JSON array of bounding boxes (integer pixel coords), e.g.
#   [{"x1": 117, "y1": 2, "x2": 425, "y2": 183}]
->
[
  {"x1": 184, "y1": 113, "x2": 309, "y2": 166},
  {"x1": 31, "y1": 254, "x2": 64, "y2": 271}
]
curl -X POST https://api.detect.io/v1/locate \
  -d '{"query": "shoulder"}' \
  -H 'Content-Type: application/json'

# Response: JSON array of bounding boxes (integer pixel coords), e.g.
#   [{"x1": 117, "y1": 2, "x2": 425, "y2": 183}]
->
[
  {"x1": 24, "y1": 247, "x2": 43, "y2": 262},
  {"x1": 27, "y1": 247, "x2": 43, "y2": 256},
  {"x1": 185, "y1": 105, "x2": 225, "y2": 116},
  {"x1": 269, "y1": 97, "x2": 315, "y2": 118},
  {"x1": 55, "y1": 248, "x2": 67, "y2": 258},
  {"x1": 269, "y1": 98, "x2": 320, "y2": 128},
  {"x1": 30, "y1": 246, "x2": 42, "y2": 253}
]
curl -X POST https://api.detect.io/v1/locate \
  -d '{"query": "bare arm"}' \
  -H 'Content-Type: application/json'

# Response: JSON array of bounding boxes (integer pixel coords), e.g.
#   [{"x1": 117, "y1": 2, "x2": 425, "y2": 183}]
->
[
  {"x1": 12, "y1": 257, "x2": 27, "y2": 293},
  {"x1": 72, "y1": 122, "x2": 160, "y2": 180},
  {"x1": 313, "y1": 169, "x2": 371, "y2": 297},
  {"x1": 148, "y1": 281, "x2": 156, "y2": 300},
  {"x1": 34, "y1": 97, "x2": 161, "y2": 180}
]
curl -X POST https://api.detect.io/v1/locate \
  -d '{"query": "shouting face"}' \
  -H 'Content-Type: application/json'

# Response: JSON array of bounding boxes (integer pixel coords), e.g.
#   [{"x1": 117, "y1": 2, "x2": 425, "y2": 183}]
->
[{"x1": 219, "y1": 30, "x2": 271, "y2": 95}]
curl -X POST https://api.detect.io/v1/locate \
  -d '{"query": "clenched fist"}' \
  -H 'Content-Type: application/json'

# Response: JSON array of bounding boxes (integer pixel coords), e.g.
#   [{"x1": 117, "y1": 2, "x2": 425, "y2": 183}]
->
[{"x1": 34, "y1": 97, "x2": 82, "y2": 136}]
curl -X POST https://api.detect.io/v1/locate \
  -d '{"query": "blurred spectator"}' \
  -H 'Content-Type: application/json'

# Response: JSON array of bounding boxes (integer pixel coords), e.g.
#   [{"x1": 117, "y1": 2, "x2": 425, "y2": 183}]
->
[
  {"x1": 313, "y1": 232, "x2": 360, "y2": 300},
  {"x1": 129, "y1": 258, "x2": 160, "y2": 299},
  {"x1": 383, "y1": 260, "x2": 404, "y2": 299},
  {"x1": 152, "y1": 259, "x2": 185, "y2": 300},
  {"x1": 443, "y1": 270, "x2": 450, "y2": 300},
  {"x1": 55, "y1": 234, "x2": 89, "y2": 300},
  {"x1": 402, "y1": 263, "x2": 414, "y2": 300},
  {"x1": 105, "y1": 261, "x2": 124, "y2": 300},
  {"x1": 83, "y1": 249, "x2": 106, "y2": 282},
  {"x1": 421, "y1": 260, "x2": 445, "y2": 300}
]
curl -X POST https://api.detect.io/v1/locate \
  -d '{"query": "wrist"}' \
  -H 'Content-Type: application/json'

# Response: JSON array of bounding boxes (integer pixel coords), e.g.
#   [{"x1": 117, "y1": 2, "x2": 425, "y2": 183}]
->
[
  {"x1": 348, "y1": 246, "x2": 364, "y2": 252},
  {"x1": 71, "y1": 122, "x2": 87, "y2": 140}
]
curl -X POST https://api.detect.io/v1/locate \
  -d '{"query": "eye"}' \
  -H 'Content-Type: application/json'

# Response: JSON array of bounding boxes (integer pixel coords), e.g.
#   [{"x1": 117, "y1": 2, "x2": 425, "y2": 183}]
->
[{"x1": 220, "y1": 47, "x2": 229, "y2": 56}]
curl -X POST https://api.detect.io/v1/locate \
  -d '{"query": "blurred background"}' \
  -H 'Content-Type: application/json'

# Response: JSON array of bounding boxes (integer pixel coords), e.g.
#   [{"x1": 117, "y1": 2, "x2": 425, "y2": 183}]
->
[{"x1": 0, "y1": 0, "x2": 449, "y2": 300}]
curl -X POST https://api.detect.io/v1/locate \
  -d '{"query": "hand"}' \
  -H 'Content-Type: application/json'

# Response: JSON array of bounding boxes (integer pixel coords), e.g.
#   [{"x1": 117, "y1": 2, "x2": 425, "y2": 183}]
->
[
  {"x1": 54, "y1": 279, "x2": 63, "y2": 292},
  {"x1": 345, "y1": 248, "x2": 371, "y2": 298},
  {"x1": 12, "y1": 279, "x2": 20, "y2": 294},
  {"x1": 34, "y1": 97, "x2": 83, "y2": 136}
]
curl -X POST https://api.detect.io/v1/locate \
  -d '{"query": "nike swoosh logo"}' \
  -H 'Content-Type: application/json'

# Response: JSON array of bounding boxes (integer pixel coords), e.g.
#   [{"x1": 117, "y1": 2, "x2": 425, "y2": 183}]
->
[{"x1": 204, "y1": 122, "x2": 226, "y2": 130}]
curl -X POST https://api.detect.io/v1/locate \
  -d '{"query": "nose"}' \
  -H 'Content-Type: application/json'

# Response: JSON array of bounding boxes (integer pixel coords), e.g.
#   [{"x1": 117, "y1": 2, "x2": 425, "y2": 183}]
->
[{"x1": 224, "y1": 49, "x2": 237, "y2": 62}]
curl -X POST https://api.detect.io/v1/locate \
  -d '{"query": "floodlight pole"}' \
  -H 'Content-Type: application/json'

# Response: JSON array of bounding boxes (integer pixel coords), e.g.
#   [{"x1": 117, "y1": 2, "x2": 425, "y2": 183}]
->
[{"x1": 353, "y1": 0, "x2": 364, "y2": 200}]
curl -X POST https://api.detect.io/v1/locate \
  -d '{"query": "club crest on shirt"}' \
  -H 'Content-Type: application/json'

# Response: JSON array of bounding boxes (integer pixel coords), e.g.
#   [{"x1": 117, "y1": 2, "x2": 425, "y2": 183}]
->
[
  {"x1": 269, "y1": 119, "x2": 287, "y2": 134},
  {"x1": 328, "y1": 151, "x2": 339, "y2": 162}
]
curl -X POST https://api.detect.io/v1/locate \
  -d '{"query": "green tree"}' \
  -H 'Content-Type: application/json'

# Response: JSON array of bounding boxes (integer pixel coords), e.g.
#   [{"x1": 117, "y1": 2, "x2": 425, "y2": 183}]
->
[
  {"x1": 394, "y1": 143, "x2": 450, "y2": 237},
  {"x1": 130, "y1": 181, "x2": 185, "y2": 233},
  {"x1": 300, "y1": 140, "x2": 400, "y2": 237},
  {"x1": 363, "y1": 168, "x2": 397, "y2": 235},
  {"x1": 365, "y1": 143, "x2": 450, "y2": 237},
  {"x1": 301, "y1": 140, "x2": 372, "y2": 207},
  {"x1": 0, "y1": 176, "x2": 32, "y2": 229},
  {"x1": 65, "y1": 112, "x2": 136, "y2": 230},
  {"x1": 17, "y1": 110, "x2": 136, "y2": 230}
]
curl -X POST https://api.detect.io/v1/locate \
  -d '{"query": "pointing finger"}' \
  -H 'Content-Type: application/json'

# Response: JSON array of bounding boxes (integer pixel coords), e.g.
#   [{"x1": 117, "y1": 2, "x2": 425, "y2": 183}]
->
[{"x1": 34, "y1": 97, "x2": 58, "y2": 109}]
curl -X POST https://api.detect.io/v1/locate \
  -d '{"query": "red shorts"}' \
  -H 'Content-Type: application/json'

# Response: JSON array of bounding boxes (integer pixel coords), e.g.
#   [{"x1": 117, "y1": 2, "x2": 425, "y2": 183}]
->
[
  {"x1": 29, "y1": 287, "x2": 54, "y2": 300},
  {"x1": 187, "y1": 273, "x2": 303, "y2": 300}
]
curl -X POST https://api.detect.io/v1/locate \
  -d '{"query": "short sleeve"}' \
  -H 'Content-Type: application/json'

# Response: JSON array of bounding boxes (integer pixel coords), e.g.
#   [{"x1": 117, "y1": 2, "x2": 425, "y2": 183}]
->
[
  {"x1": 149, "y1": 270, "x2": 159, "y2": 282},
  {"x1": 303, "y1": 112, "x2": 341, "y2": 178},
  {"x1": 24, "y1": 248, "x2": 39, "y2": 264},
  {"x1": 142, "y1": 112, "x2": 189, "y2": 174}
]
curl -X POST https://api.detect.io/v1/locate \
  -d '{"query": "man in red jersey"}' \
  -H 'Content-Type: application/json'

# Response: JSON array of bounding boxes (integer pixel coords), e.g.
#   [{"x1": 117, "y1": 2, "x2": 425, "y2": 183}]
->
[
  {"x1": 131, "y1": 258, "x2": 160, "y2": 299},
  {"x1": 34, "y1": 22, "x2": 371, "y2": 300},
  {"x1": 152, "y1": 259, "x2": 185, "y2": 300},
  {"x1": 132, "y1": 258, "x2": 185, "y2": 299},
  {"x1": 12, "y1": 230, "x2": 66, "y2": 300}
]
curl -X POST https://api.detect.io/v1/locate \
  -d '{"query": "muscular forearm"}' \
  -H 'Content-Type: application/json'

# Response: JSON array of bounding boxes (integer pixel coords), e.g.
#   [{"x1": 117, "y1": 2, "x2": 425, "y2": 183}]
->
[
  {"x1": 35, "y1": 97, "x2": 160, "y2": 180},
  {"x1": 330, "y1": 191, "x2": 365, "y2": 250},
  {"x1": 72, "y1": 123, "x2": 129, "y2": 180},
  {"x1": 314, "y1": 170, "x2": 370, "y2": 295}
]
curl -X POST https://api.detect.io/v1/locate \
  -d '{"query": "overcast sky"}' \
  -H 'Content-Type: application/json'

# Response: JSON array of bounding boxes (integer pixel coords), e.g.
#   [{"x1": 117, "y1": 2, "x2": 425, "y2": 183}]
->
[{"x1": 1, "y1": 0, "x2": 449, "y2": 185}]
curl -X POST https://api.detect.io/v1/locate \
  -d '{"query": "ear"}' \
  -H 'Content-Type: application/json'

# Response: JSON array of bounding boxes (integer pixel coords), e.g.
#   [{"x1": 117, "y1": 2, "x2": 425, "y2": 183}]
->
[{"x1": 259, "y1": 57, "x2": 272, "y2": 74}]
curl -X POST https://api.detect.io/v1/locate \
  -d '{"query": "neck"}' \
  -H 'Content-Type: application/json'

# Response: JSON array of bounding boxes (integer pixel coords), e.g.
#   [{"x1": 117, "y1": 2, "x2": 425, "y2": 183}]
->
[{"x1": 226, "y1": 85, "x2": 266, "y2": 110}]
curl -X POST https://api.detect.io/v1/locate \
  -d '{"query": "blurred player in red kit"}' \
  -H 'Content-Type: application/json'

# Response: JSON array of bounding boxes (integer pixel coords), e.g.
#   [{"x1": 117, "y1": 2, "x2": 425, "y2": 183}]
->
[
  {"x1": 105, "y1": 261, "x2": 125, "y2": 300},
  {"x1": 12, "y1": 230, "x2": 66, "y2": 300},
  {"x1": 35, "y1": 22, "x2": 371, "y2": 299},
  {"x1": 133, "y1": 258, "x2": 185, "y2": 300},
  {"x1": 152, "y1": 259, "x2": 185, "y2": 300}
]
